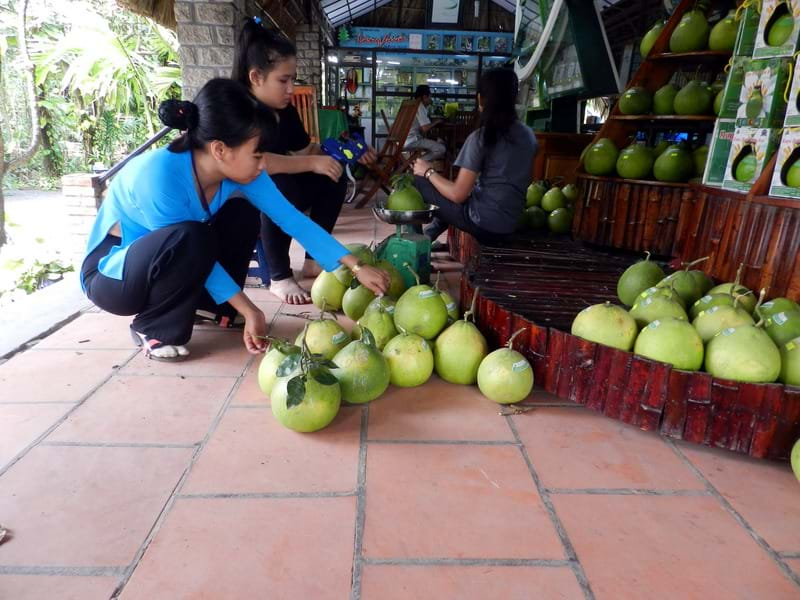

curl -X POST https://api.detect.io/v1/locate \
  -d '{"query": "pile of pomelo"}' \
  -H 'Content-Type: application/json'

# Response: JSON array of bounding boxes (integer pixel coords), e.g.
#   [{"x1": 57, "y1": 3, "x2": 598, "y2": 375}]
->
[
  {"x1": 640, "y1": 8, "x2": 738, "y2": 59},
  {"x1": 521, "y1": 180, "x2": 575, "y2": 234},
  {"x1": 260, "y1": 244, "x2": 534, "y2": 433},
  {"x1": 571, "y1": 254, "x2": 800, "y2": 386},
  {"x1": 583, "y1": 137, "x2": 708, "y2": 184}
]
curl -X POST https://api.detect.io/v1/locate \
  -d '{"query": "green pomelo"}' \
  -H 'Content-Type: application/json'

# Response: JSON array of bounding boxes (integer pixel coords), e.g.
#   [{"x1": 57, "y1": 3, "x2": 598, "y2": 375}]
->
[
  {"x1": 296, "y1": 319, "x2": 350, "y2": 360},
  {"x1": 548, "y1": 207, "x2": 573, "y2": 234},
  {"x1": 713, "y1": 89, "x2": 723, "y2": 116},
  {"x1": 692, "y1": 304, "x2": 754, "y2": 343},
  {"x1": 619, "y1": 86, "x2": 653, "y2": 115},
  {"x1": 653, "y1": 84, "x2": 679, "y2": 115},
  {"x1": 757, "y1": 298, "x2": 800, "y2": 321},
  {"x1": 616, "y1": 144, "x2": 654, "y2": 180},
  {"x1": 765, "y1": 310, "x2": 800, "y2": 347},
  {"x1": 562, "y1": 184, "x2": 579, "y2": 202},
  {"x1": 376, "y1": 259, "x2": 407, "y2": 299},
  {"x1": 542, "y1": 187, "x2": 567, "y2": 212},
  {"x1": 689, "y1": 270, "x2": 714, "y2": 296},
  {"x1": 354, "y1": 308, "x2": 398, "y2": 351},
  {"x1": 674, "y1": 80, "x2": 713, "y2": 115},
  {"x1": 525, "y1": 205, "x2": 548, "y2": 230},
  {"x1": 342, "y1": 284, "x2": 376, "y2": 321},
  {"x1": 711, "y1": 76, "x2": 725, "y2": 95},
  {"x1": 394, "y1": 284, "x2": 448, "y2": 339},
  {"x1": 786, "y1": 159, "x2": 800, "y2": 187},
  {"x1": 630, "y1": 295, "x2": 688, "y2": 328},
  {"x1": 654, "y1": 145, "x2": 694, "y2": 182},
  {"x1": 364, "y1": 295, "x2": 396, "y2": 316},
  {"x1": 639, "y1": 285, "x2": 686, "y2": 308},
  {"x1": 617, "y1": 255, "x2": 666, "y2": 307},
  {"x1": 791, "y1": 439, "x2": 800, "y2": 483},
  {"x1": 333, "y1": 264, "x2": 354, "y2": 287},
  {"x1": 653, "y1": 140, "x2": 671, "y2": 157},
  {"x1": 707, "y1": 283, "x2": 756, "y2": 313},
  {"x1": 382, "y1": 333, "x2": 434, "y2": 387},
  {"x1": 746, "y1": 88, "x2": 764, "y2": 121},
  {"x1": 387, "y1": 185, "x2": 426, "y2": 210},
  {"x1": 439, "y1": 289, "x2": 459, "y2": 323},
  {"x1": 584, "y1": 140, "x2": 619, "y2": 176},
  {"x1": 477, "y1": 348, "x2": 534, "y2": 404},
  {"x1": 571, "y1": 302, "x2": 638, "y2": 351},
  {"x1": 708, "y1": 10, "x2": 738, "y2": 51},
  {"x1": 779, "y1": 337, "x2": 800, "y2": 386},
  {"x1": 657, "y1": 271, "x2": 702, "y2": 306},
  {"x1": 311, "y1": 271, "x2": 347, "y2": 311},
  {"x1": 734, "y1": 153, "x2": 757, "y2": 182},
  {"x1": 332, "y1": 337, "x2": 391, "y2": 404},
  {"x1": 526, "y1": 182, "x2": 546, "y2": 207},
  {"x1": 640, "y1": 20, "x2": 665, "y2": 57},
  {"x1": 690, "y1": 293, "x2": 735, "y2": 320},
  {"x1": 705, "y1": 325, "x2": 780, "y2": 383},
  {"x1": 271, "y1": 368, "x2": 341, "y2": 433},
  {"x1": 669, "y1": 10, "x2": 710, "y2": 53},
  {"x1": 258, "y1": 347, "x2": 289, "y2": 397},
  {"x1": 766, "y1": 12, "x2": 795, "y2": 47},
  {"x1": 693, "y1": 145, "x2": 709, "y2": 178},
  {"x1": 634, "y1": 318, "x2": 704, "y2": 371},
  {"x1": 344, "y1": 243, "x2": 376, "y2": 266},
  {"x1": 434, "y1": 320, "x2": 489, "y2": 384}
]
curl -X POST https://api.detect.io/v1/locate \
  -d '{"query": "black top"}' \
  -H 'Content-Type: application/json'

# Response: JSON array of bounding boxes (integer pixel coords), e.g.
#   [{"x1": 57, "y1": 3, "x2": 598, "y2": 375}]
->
[{"x1": 273, "y1": 104, "x2": 311, "y2": 156}]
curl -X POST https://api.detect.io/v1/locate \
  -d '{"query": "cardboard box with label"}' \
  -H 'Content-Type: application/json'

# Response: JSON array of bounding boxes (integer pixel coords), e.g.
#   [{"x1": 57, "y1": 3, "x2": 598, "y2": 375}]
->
[
  {"x1": 783, "y1": 54, "x2": 800, "y2": 126},
  {"x1": 722, "y1": 126, "x2": 782, "y2": 192},
  {"x1": 734, "y1": 5, "x2": 762, "y2": 57},
  {"x1": 717, "y1": 56, "x2": 748, "y2": 119},
  {"x1": 753, "y1": 0, "x2": 800, "y2": 59},
  {"x1": 735, "y1": 57, "x2": 791, "y2": 128},
  {"x1": 703, "y1": 119, "x2": 737, "y2": 187},
  {"x1": 769, "y1": 126, "x2": 800, "y2": 198}
]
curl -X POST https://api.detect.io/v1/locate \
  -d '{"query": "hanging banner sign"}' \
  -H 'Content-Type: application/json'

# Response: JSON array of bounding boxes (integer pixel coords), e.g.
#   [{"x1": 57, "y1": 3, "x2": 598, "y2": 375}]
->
[{"x1": 341, "y1": 27, "x2": 513, "y2": 53}]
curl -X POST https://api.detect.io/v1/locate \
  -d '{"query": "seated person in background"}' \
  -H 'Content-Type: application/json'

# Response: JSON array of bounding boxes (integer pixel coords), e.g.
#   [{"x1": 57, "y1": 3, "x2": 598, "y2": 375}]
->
[
  {"x1": 403, "y1": 85, "x2": 446, "y2": 162},
  {"x1": 411, "y1": 69, "x2": 538, "y2": 246}
]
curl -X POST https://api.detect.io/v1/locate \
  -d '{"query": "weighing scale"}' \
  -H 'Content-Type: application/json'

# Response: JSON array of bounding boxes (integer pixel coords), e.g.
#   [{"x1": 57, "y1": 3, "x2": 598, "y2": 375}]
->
[{"x1": 372, "y1": 201, "x2": 438, "y2": 289}]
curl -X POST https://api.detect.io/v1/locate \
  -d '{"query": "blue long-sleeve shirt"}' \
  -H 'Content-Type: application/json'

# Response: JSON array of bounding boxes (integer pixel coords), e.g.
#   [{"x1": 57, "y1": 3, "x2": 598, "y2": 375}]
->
[{"x1": 82, "y1": 147, "x2": 349, "y2": 303}]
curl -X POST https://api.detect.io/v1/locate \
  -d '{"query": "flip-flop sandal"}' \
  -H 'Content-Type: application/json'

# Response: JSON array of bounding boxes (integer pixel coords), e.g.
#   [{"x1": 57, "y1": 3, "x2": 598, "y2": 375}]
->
[{"x1": 130, "y1": 327, "x2": 190, "y2": 362}]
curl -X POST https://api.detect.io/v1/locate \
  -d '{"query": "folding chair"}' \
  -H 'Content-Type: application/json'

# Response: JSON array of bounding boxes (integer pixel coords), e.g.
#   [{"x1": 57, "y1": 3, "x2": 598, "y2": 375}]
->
[
  {"x1": 353, "y1": 99, "x2": 422, "y2": 208},
  {"x1": 289, "y1": 85, "x2": 320, "y2": 144}
]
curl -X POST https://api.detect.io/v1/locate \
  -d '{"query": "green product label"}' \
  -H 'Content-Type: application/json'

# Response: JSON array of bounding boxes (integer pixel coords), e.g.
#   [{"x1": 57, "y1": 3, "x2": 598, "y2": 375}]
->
[
  {"x1": 774, "y1": 312, "x2": 790, "y2": 325},
  {"x1": 446, "y1": 302, "x2": 457, "y2": 311},
  {"x1": 419, "y1": 290, "x2": 436, "y2": 299},
  {"x1": 421, "y1": 340, "x2": 429, "y2": 350},
  {"x1": 721, "y1": 327, "x2": 736, "y2": 336},
  {"x1": 511, "y1": 360, "x2": 529, "y2": 372},
  {"x1": 649, "y1": 320, "x2": 661, "y2": 329},
  {"x1": 332, "y1": 331, "x2": 348, "y2": 344},
  {"x1": 704, "y1": 120, "x2": 736, "y2": 186}
]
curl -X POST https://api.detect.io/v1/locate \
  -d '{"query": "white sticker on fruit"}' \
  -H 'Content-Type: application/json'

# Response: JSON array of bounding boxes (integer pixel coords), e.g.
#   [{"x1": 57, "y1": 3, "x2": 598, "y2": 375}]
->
[
  {"x1": 512, "y1": 360, "x2": 529, "y2": 372},
  {"x1": 421, "y1": 340, "x2": 429, "y2": 350},
  {"x1": 701, "y1": 296, "x2": 712, "y2": 304},
  {"x1": 419, "y1": 290, "x2": 436, "y2": 299},
  {"x1": 774, "y1": 312, "x2": 789, "y2": 325},
  {"x1": 446, "y1": 302, "x2": 457, "y2": 311},
  {"x1": 763, "y1": 301, "x2": 775, "y2": 309},
  {"x1": 708, "y1": 306, "x2": 720, "y2": 314},
  {"x1": 332, "y1": 331, "x2": 347, "y2": 343},
  {"x1": 386, "y1": 305, "x2": 395, "y2": 314},
  {"x1": 643, "y1": 296, "x2": 654, "y2": 306},
  {"x1": 649, "y1": 320, "x2": 661, "y2": 329},
  {"x1": 722, "y1": 327, "x2": 736, "y2": 336}
]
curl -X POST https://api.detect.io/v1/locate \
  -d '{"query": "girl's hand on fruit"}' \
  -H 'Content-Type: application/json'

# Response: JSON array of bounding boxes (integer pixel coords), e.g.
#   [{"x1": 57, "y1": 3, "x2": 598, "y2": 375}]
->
[
  {"x1": 311, "y1": 155, "x2": 344, "y2": 181},
  {"x1": 412, "y1": 158, "x2": 432, "y2": 177},
  {"x1": 355, "y1": 265, "x2": 391, "y2": 296},
  {"x1": 242, "y1": 308, "x2": 268, "y2": 354},
  {"x1": 358, "y1": 146, "x2": 379, "y2": 166}
]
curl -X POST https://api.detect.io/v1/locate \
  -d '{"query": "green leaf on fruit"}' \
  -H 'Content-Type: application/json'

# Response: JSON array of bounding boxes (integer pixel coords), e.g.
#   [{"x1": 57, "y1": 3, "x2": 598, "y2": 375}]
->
[
  {"x1": 349, "y1": 279, "x2": 360, "y2": 290},
  {"x1": 277, "y1": 353, "x2": 301, "y2": 377},
  {"x1": 360, "y1": 326, "x2": 377, "y2": 348},
  {"x1": 286, "y1": 375, "x2": 307, "y2": 408},
  {"x1": 272, "y1": 340, "x2": 300, "y2": 355},
  {"x1": 317, "y1": 359, "x2": 339, "y2": 369},
  {"x1": 311, "y1": 368, "x2": 338, "y2": 386}
]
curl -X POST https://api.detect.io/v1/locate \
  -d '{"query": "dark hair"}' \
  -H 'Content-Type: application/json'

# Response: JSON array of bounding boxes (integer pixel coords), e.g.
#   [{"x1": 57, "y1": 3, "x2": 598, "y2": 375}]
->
[
  {"x1": 477, "y1": 68, "x2": 519, "y2": 151},
  {"x1": 414, "y1": 85, "x2": 431, "y2": 99},
  {"x1": 233, "y1": 18, "x2": 297, "y2": 88},
  {"x1": 159, "y1": 78, "x2": 278, "y2": 153}
]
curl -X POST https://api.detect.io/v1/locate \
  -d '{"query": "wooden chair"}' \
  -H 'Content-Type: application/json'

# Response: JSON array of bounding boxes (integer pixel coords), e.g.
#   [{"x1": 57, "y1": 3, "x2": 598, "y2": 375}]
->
[
  {"x1": 353, "y1": 99, "x2": 422, "y2": 208},
  {"x1": 446, "y1": 110, "x2": 480, "y2": 177},
  {"x1": 289, "y1": 85, "x2": 320, "y2": 144}
]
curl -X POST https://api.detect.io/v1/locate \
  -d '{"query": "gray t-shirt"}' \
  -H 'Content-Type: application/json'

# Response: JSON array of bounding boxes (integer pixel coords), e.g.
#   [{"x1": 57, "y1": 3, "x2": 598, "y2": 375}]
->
[{"x1": 455, "y1": 121, "x2": 538, "y2": 233}]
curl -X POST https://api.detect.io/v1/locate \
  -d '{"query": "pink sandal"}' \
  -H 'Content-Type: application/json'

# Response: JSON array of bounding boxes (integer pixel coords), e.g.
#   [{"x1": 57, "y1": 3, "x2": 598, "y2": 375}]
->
[{"x1": 130, "y1": 327, "x2": 190, "y2": 362}]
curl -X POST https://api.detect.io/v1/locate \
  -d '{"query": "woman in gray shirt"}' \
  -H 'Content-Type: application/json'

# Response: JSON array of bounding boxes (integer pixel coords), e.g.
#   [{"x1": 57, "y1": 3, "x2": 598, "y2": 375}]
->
[{"x1": 412, "y1": 68, "x2": 538, "y2": 245}]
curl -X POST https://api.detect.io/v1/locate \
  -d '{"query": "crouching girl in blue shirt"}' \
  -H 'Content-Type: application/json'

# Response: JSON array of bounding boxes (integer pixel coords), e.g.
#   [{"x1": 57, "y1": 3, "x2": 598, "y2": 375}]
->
[{"x1": 81, "y1": 78, "x2": 389, "y2": 362}]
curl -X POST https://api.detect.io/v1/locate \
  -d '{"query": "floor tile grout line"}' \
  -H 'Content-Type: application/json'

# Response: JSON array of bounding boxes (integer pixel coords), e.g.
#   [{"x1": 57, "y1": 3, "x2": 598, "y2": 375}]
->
[
  {"x1": 39, "y1": 441, "x2": 199, "y2": 449},
  {"x1": 780, "y1": 552, "x2": 800, "y2": 559},
  {"x1": 350, "y1": 405, "x2": 369, "y2": 600},
  {"x1": 176, "y1": 491, "x2": 357, "y2": 499},
  {"x1": 504, "y1": 415, "x2": 596, "y2": 600},
  {"x1": 367, "y1": 439, "x2": 520, "y2": 446},
  {"x1": 545, "y1": 488, "x2": 711, "y2": 496},
  {"x1": 0, "y1": 348, "x2": 141, "y2": 479},
  {"x1": 0, "y1": 565, "x2": 127, "y2": 577},
  {"x1": 109, "y1": 353, "x2": 256, "y2": 599},
  {"x1": 665, "y1": 439, "x2": 800, "y2": 590},
  {"x1": 362, "y1": 558, "x2": 573, "y2": 567}
]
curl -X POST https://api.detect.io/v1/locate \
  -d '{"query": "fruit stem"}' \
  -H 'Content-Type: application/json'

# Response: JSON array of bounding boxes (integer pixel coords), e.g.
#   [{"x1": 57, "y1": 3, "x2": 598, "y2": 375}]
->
[
  {"x1": 506, "y1": 328, "x2": 526, "y2": 349},
  {"x1": 403, "y1": 262, "x2": 421, "y2": 286},
  {"x1": 734, "y1": 263, "x2": 744, "y2": 287},
  {"x1": 464, "y1": 286, "x2": 480, "y2": 322},
  {"x1": 754, "y1": 288, "x2": 767, "y2": 312},
  {"x1": 644, "y1": 250, "x2": 651, "y2": 262},
  {"x1": 434, "y1": 270, "x2": 442, "y2": 291},
  {"x1": 682, "y1": 256, "x2": 709, "y2": 271}
]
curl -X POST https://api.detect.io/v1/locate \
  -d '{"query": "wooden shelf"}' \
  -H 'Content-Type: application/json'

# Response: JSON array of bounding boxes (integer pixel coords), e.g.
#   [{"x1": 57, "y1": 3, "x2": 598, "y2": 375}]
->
[
  {"x1": 609, "y1": 115, "x2": 716, "y2": 122},
  {"x1": 577, "y1": 173, "x2": 690, "y2": 188},
  {"x1": 648, "y1": 50, "x2": 733, "y2": 63}
]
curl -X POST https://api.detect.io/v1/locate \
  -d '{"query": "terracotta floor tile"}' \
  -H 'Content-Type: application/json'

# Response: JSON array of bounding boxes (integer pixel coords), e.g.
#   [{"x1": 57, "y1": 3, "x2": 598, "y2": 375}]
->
[
  {"x1": 243, "y1": 286, "x2": 282, "y2": 303},
  {"x1": 229, "y1": 358, "x2": 268, "y2": 406},
  {"x1": 0, "y1": 575, "x2": 119, "y2": 600},
  {"x1": 513, "y1": 408, "x2": 705, "y2": 491},
  {"x1": 264, "y1": 312, "x2": 309, "y2": 342},
  {"x1": 553, "y1": 494, "x2": 800, "y2": 600},
  {"x1": 33, "y1": 311, "x2": 134, "y2": 349},
  {"x1": 182, "y1": 406, "x2": 361, "y2": 494},
  {"x1": 119, "y1": 496, "x2": 356, "y2": 600},
  {"x1": 680, "y1": 444, "x2": 800, "y2": 553},
  {"x1": 119, "y1": 329, "x2": 249, "y2": 377},
  {"x1": 785, "y1": 558, "x2": 800, "y2": 578},
  {"x1": 0, "y1": 349, "x2": 131, "y2": 403},
  {"x1": 360, "y1": 565, "x2": 584, "y2": 600},
  {"x1": 47, "y1": 375, "x2": 233, "y2": 445},
  {"x1": 363, "y1": 444, "x2": 563, "y2": 559},
  {"x1": 368, "y1": 378, "x2": 516, "y2": 442},
  {"x1": 0, "y1": 404, "x2": 73, "y2": 468},
  {"x1": 0, "y1": 445, "x2": 192, "y2": 567},
  {"x1": 519, "y1": 387, "x2": 580, "y2": 406}
]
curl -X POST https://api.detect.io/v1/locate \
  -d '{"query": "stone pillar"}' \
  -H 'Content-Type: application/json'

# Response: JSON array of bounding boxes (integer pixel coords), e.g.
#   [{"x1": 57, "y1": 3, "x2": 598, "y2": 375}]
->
[
  {"x1": 61, "y1": 174, "x2": 104, "y2": 267},
  {"x1": 295, "y1": 23, "x2": 323, "y2": 93}
]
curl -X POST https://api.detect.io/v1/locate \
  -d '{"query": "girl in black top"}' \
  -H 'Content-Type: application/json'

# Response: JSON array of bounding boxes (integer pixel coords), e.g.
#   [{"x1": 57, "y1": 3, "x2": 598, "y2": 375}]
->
[{"x1": 233, "y1": 19, "x2": 377, "y2": 304}]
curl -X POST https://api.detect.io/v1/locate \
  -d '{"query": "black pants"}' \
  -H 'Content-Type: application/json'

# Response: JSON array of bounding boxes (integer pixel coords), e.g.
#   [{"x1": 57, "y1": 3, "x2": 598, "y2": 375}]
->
[
  {"x1": 81, "y1": 197, "x2": 260, "y2": 345},
  {"x1": 261, "y1": 172, "x2": 346, "y2": 281},
  {"x1": 414, "y1": 176, "x2": 504, "y2": 245}
]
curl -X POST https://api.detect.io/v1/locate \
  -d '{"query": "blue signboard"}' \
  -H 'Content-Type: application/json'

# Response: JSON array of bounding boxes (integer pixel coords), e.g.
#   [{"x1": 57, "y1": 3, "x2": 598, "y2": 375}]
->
[{"x1": 341, "y1": 27, "x2": 513, "y2": 53}]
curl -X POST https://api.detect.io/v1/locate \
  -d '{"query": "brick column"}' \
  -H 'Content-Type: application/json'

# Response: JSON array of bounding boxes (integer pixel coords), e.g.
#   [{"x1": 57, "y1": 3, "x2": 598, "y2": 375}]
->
[
  {"x1": 61, "y1": 174, "x2": 104, "y2": 267},
  {"x1": 295, "y1": 23, "x2": 323, "y2": 92}
]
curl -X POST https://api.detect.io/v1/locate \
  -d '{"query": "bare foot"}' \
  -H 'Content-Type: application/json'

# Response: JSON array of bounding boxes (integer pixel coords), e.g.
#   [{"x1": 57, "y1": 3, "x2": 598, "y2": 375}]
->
[
  {"x1": 270, "y1": 277, "x2": 311, "y2": 304},
  {"x1": 302, "y1": 258, "x2": 323, "y2": 278}
]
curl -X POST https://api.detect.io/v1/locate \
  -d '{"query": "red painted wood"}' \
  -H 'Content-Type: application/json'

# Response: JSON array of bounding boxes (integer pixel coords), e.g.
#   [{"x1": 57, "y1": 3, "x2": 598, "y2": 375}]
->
[
  {"x1": 661, "y1": 369, "x2": 692, "y2": 439},
  {"x1": 636, "y1": 359, "x2": 671, "y2": 432},
  {"x1": 682, "y1": 372, "x2": 713, "y2": 444},
  {"x1": 707, "y1": 378, "x2": 741, "y2": 450}
]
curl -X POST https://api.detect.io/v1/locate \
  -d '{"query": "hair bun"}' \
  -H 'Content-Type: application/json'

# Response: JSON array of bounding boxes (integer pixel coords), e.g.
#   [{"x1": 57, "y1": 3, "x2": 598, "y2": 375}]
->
[{"x1": 158, "y1": 99, "x2": 199, "y2": 130}]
